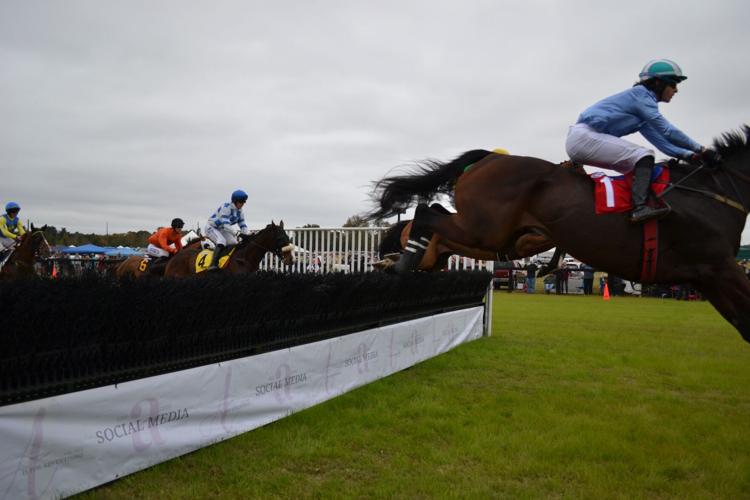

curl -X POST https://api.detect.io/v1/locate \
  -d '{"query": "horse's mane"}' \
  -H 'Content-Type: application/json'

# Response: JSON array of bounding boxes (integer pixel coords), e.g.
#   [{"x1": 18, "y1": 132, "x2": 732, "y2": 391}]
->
[
  {"x1": 713, "y1": 125, "x2": 750, "y2": 161},
  {"x1": 183, "y1": 237, "x2": 204, "y2": 249},
  {"x1": 237, "y1": 224, "x2": 273, "y2": 250}
]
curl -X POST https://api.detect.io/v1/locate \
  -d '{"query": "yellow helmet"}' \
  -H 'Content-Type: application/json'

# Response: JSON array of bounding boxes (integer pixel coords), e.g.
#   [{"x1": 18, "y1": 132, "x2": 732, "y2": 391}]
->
[{"x1": 492, "y1": 148, "x2": 510, "y2": 155}]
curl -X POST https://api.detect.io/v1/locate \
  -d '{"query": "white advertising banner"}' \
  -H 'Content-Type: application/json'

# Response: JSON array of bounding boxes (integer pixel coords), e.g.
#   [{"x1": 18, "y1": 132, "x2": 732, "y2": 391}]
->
[{"x1": 0, "y1": 306, "x2": 484, "y2": 499}]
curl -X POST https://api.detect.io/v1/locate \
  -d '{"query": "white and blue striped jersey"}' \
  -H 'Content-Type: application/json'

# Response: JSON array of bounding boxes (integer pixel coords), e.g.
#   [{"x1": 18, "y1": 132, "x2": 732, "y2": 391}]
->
[{"x1": 208, "y1": 202, "x2": 250, "y2": 234}]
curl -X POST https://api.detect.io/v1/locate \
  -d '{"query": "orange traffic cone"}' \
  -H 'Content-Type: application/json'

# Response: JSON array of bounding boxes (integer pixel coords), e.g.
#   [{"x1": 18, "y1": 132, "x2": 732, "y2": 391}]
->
[
  {"x1": 51, "y1": 264, "x2": 58, "y2": 279},
  {"x1": 603, "y1": 282, "x2": 610, "y2": 301}
]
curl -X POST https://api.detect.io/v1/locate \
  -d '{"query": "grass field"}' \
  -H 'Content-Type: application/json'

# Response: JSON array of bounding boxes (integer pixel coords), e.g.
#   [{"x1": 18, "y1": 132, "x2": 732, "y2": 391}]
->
[{"x1": 83, "y1": 293, "x2": 750, "y2": 499}]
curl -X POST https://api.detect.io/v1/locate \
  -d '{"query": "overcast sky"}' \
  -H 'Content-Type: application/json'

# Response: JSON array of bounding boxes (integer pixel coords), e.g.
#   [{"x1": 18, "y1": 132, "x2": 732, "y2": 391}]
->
[{"x1": 2, "y1": 0, "x2": 749, "y2": 243}]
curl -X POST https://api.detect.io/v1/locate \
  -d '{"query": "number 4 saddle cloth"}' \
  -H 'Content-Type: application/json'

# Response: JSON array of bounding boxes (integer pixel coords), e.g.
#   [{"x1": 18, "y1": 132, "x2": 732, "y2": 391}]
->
[{"x1": 591, "y1": 164, "x2": 670, "y2": 214}]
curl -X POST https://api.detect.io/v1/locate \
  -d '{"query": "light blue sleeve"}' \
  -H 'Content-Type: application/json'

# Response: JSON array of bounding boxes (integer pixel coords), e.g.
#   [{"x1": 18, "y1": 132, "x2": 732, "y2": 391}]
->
[
  {"x1": 640, "y1": 122, "x2": 694, "y2": 160},
  {"x1": 633, "y1": 91, "x2": 702, "y2": 153}
]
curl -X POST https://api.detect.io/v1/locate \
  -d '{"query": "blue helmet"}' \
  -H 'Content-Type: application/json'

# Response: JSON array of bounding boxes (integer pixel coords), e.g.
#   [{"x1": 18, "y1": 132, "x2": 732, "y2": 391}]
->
[
  {"x1": 5, "y1": 202, "x2": 20, "y2": 212},
  {"x1": 231, "y1": 190, "x2": 248, "y2": 203},
  {"x1": 639, "y1": 59, "x2": 687, "y2": 84}
]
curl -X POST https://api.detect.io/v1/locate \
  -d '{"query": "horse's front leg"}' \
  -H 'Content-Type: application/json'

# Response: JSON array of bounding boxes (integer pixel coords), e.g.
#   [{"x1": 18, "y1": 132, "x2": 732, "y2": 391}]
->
[{"x1": 697, "y1": 260, "x2": 750, "y2": 344}]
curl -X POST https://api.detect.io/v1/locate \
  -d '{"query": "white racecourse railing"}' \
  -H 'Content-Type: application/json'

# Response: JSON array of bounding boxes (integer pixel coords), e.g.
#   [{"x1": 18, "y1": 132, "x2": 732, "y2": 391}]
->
[{"x1": 257, "y1": 227, "x2": 493, "y2": 273}]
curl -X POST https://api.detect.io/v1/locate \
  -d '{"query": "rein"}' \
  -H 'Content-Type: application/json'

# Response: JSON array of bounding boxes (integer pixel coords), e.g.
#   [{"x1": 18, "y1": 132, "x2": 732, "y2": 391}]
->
[
  {"x1": 245, "y1": 239, "x2": 278, "y2": 256},
  {"x1": 240, "y1": 232, "x2": 290, "y2": 258},
  {"x1": 657, "y1": 162, "x2": 750, "y2": 214}
]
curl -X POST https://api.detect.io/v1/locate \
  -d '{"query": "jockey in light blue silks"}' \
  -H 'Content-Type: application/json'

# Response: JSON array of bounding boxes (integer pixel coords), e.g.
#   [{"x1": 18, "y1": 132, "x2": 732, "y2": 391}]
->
[
  {"x1": 0, "y1": 202, "x2": 26, "y2": 260},
  {"x1": 565, "y1": 59, "x2": 716, "y2": 223},
  {"x1": 203, "y1": 190, "x2": 251, "y2": 271}
]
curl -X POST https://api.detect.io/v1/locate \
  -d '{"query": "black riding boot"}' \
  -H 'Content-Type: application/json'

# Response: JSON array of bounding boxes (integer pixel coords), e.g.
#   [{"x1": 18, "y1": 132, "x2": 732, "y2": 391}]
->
[
  {"x1": 207, "y1": 244, "x2": 224, "y2": 271},
  {"x1": 148, "y1": 256, "x2": 169, "y2": 275},
  {"x1": 628, "y1": 156, "x2": 671, "y2": 223}
]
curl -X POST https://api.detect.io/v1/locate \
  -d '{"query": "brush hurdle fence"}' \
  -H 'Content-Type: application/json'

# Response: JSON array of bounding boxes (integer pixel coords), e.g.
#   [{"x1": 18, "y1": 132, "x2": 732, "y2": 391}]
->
[{"x1": 0, "y1": 270, "x2": 493, "y2": 499}]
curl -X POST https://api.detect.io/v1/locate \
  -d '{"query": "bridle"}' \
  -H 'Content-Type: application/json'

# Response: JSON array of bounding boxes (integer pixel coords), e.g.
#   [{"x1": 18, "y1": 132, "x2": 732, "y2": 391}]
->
[
  {"x1": 242, "y1": 228, "x2": 293, "y2": 259},
  {"x1": 658, "y1": 159, "x2": 750, "y2": 214}
]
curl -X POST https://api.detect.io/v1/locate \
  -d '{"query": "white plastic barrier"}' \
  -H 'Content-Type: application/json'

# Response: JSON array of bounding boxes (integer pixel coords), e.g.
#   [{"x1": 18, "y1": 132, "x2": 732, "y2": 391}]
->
[
  {"x1": 0, "y1": 306, "x2": 486, "y2": 499},
  {"x1": 258, "y1": 227, "x2": 493, "y2": 273}
]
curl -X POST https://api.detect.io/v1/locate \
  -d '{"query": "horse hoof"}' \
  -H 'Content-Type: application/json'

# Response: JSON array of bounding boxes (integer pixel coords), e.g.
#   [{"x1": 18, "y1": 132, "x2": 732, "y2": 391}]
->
[
  {"x1": 382, "y1": 253, "x2": 402, "y2": 262},
  {"x1": 373, "y1": 258, "x2": 398, "y2": 271},
  {"x1": 391, "y1": 259, "x2": 417, "y2": 275}
]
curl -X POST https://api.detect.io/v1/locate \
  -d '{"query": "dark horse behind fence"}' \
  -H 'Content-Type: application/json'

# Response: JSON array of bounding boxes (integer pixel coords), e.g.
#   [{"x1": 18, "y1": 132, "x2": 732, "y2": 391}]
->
[
  {"x1": 369, "y1": 126, "x2": 750, "y2": 343},
  {"x1": 163, "y1": 221, "x2": 295, "y2": 277},
  {"x1": 0, "y1": 226, "x2": 51, "y2": 279}
]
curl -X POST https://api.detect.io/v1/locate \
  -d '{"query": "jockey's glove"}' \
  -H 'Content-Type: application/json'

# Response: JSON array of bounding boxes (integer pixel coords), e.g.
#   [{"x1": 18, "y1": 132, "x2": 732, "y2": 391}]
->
[
  {"x1": 686, "y1": 153, "x2": 703, "y2": 166},
  {"x1": 700, "y1": 148, "x2": 720, "y2": 165}
]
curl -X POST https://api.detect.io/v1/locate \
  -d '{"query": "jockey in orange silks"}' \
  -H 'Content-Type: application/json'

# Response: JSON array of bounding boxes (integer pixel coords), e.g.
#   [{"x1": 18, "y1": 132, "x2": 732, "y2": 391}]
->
[{"x1": 146, "y1": 218, "x2": 184, "y2": 259}]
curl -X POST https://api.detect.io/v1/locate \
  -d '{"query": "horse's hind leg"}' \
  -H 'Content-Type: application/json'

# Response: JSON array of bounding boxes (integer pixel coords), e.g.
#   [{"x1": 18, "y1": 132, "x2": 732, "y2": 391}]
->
[
  {"x1": 697, "y1": 261, "x2": 750, "y2": 343},
  {"x1": 393, "y1": 202, "x2": 516, "y2": 273},
  {"x1": 393, "y1": 204, "x2": 436, "y2": 273}
]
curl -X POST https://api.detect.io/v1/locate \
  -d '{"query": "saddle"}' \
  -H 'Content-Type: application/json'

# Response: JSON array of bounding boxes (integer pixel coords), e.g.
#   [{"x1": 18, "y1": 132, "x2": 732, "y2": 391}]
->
[
  {"x1": 591, "y1": 164, "x2": 670, "y2": 214},
  {"x1": 194, "y1": 246, "x2": 237, "y2": 273},
  {"x1": 587, "y1": 164, "x2": 670, "y2": 283}
]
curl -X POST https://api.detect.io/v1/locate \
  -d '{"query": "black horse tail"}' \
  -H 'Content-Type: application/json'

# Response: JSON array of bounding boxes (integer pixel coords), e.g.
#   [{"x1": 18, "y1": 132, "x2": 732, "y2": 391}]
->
[
  {"x1": 367, "y1": 149, "x2": 493, "y2": 221},
  {"x1": 378, "y1": 219, "x2": 410, "y2": 258}
]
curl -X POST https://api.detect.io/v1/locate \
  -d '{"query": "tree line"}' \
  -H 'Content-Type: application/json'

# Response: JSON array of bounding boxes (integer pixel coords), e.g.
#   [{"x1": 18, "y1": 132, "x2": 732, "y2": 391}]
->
[{"x1": 39, "y1": 225, "x2": 152, "y2": 248}]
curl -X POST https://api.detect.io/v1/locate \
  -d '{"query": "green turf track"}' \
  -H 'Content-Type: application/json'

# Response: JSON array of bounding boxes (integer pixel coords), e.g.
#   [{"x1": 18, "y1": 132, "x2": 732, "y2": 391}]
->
[{"x1": 82, "y1": 293, "x2": 750, "y2": 499}]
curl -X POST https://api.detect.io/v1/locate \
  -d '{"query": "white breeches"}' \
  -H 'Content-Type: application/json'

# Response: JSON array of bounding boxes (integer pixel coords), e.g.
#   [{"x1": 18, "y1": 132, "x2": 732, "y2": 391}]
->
[
  {"x1": 565, "y1": 123, "x2": 653, "y2": 174},
  {"x1": 0, "y1": 237, "x2": 16, "y2": 251},
  {"x1": 146, "y1": 244, "x2": 171, "y2": 258},
  {"x1": 204, "y1": 225, "x2": 237, "y2": 247}
]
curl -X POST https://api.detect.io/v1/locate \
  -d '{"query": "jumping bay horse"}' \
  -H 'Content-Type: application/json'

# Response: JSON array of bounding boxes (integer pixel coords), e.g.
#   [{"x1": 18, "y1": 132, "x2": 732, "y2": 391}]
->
[
  {"x1": 369, "y1": 127, "x2": 750, "y2": 343},
  {"x1": 0, "y1": 227, "x2": 51, "y2": 279},
  {"x1": 163, "y1": 221, "x2": 295, "y2": 277}
]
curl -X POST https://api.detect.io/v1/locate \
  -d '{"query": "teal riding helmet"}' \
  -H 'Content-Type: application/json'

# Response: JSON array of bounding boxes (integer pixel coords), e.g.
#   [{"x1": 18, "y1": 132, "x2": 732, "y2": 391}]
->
[{"x1": 639, "y1": 59, "x2": 687, "y2": 84}]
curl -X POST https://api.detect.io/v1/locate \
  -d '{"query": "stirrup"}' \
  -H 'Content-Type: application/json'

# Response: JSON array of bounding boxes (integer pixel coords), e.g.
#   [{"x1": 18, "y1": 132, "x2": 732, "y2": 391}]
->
[
  {"x1": 206, "y1": 253, "x2": 222, "y2": 271},
  {"x1": 628, "y1": 205, "x2": 670, "y2": 223}
]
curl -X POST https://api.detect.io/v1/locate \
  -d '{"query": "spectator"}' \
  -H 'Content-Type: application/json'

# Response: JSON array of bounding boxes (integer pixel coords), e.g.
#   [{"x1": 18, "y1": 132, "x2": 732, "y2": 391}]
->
[
  {"x1": 555, "y1": 266, "x2": 569, "y2": 294},
  {"x1": 581, "y1": 263, "x2": 595, "y2": 295},
  {"x1": 609, "y1": 276, "x2": 625, "y2": 296},
  {"x1": 525, "y1": 261, "x2": 538, "y2": 294},
  {"x1": 544, "y1": 274, "x2": 555, "y2": 294}
]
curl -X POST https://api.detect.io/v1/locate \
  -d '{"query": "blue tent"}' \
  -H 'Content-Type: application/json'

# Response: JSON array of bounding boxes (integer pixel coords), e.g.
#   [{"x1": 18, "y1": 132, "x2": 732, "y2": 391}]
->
[
  {"x1": 104, "y1": 247, "x2": 142, "y2": 257},
  {"x1": 61, "y1": 244, "x2": 108, "y2": 254}
]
